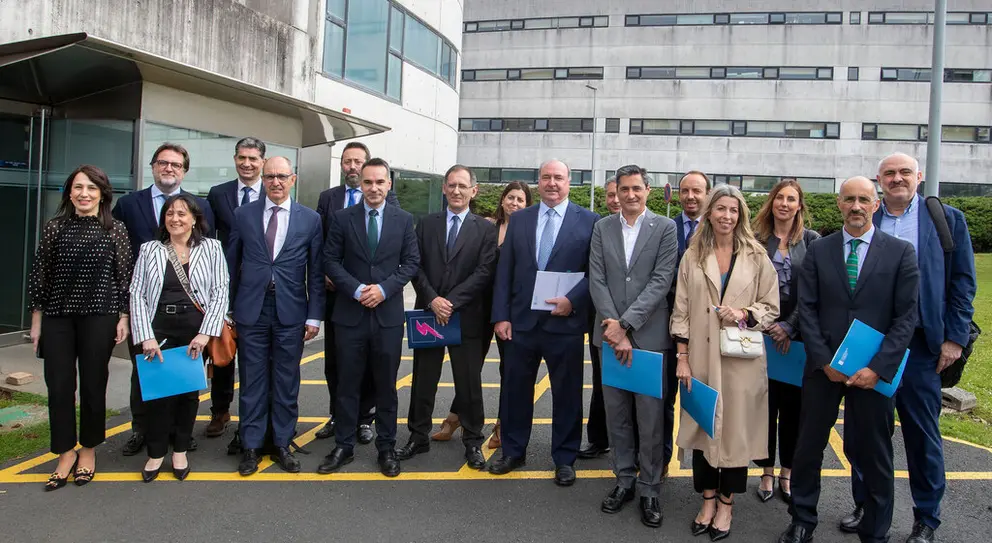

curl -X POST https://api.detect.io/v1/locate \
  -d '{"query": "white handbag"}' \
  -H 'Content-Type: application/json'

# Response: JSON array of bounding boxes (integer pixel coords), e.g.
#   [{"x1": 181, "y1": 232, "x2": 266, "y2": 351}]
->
[{"x1": 719, "y1": 327, "x2": 765, "y2": 359}]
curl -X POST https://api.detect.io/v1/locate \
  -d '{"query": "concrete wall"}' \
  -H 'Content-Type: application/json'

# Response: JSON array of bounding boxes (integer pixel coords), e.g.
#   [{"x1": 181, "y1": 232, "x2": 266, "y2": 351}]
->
[{"x1": 459, "y1": 0, "x2": 992, "y2": 189}]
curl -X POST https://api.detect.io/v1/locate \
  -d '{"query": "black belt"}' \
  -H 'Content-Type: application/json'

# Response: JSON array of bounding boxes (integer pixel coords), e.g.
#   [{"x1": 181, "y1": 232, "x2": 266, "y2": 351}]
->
[{"x1": 159, "y1": 303, "x2": 197, "y2": 314}]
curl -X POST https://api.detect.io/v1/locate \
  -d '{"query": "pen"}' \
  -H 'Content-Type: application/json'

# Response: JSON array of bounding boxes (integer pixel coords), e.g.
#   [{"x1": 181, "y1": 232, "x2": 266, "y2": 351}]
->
[{"x1": 144, "y1": 338, "x2": 168, "y2": 360}]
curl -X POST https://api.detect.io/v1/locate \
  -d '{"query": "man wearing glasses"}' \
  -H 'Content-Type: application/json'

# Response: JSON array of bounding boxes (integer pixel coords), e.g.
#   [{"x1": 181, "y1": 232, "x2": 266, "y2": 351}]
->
[{"x1": 112, "y1": 142, "x2": 216, "y2": 457}]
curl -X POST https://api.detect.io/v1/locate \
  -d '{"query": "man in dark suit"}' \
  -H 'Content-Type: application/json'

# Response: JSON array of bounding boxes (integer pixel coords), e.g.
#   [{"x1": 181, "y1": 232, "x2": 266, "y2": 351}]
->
[
  {"x1": 779, "y1": 176, "x2": 919, "y2": 543},
  {"x1": 227, "y1": 156, "x2": 324, "y2": 476},
  {"x1": 313, "y1": 141, "x2": 399, "y2": 445},
  {"x1": 840, "y1": 153, "x2": 976, "y2": 543},
  {"x1": 204, "y1": 136, "x2": 266, "y2": 439},
  {"x1": 111, "y1": 142, "x2": 215, "y2": 457},
  {"x1": 396, "y1": 165, "x2": 497, "y2": 469},
  {"x1": 318, "y1": 157, "x2": 420, "y2": 477},
  {"x1": 489, "y1": 159, "x2": 599, "y2": 486}
]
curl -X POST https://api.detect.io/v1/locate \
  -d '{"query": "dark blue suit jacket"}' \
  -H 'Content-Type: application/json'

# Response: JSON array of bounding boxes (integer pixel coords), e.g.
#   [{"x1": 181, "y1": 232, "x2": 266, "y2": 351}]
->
[
  {"x1": 207, "y1": 179, "x2": 265, "y2": 250},
  {"x1": 798, "y1": 230, "x2": 920, "y2": 382},
  {"x1": 491, "y1": 201, "x2": 598, "y2": 335},
  {"x1": 112, "y1": 187, "x2": 215, "y2": 259},
  {"x1": 226, "y1": 199, "x2": 325, "y2": 327},
  {"x1": 323, "y1": 202, "x2": 420, "y2": 328},
  {"x1": 872, "y1": 201, "x2": 976, "y2": 355}
]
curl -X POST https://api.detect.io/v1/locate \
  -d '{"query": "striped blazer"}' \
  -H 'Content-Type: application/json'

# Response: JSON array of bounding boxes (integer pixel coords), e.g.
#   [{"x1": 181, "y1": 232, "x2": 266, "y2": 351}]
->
[{"x1": 129, "y1": 238, "x2": 230, "y2": 344}]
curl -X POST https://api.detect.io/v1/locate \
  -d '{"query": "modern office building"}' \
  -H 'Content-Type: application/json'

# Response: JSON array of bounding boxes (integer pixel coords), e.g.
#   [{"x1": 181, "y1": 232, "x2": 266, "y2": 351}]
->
[
  {"x1": 0, "y1": 0, "x2": 461, "y2": 337},
  {"x1": 458, "y1": 0, "x2": 992, "y2": 194}
]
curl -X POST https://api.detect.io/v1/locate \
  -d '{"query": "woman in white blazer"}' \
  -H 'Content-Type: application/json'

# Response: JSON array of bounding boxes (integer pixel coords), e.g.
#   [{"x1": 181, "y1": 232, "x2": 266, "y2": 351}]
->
[{"x1": 130, "y1": 193, "x2": 229, "y2": 482}]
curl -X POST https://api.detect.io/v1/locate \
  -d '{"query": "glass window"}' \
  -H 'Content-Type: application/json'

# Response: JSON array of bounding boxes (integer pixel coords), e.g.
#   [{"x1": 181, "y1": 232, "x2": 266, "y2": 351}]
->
[
  {"x1": 826, "y1": 12, "x2": 843, "y2": 23},
  {"x1": 897, "y1": 68, "x2": 930, "y2": 81},
  {"x1": 554, "y1": 68, "x2": 568, "y2": 79},
  {"x1": 625, "y1": 15, "x2": 640, "y2": 26},
  {"x1": 883, "y1": 12, "x2": 930, "y2": 24},
  {"x1": 641, "y1": 119, "x2": 680, "y2": 135},
  {"x1": 732, "y1": 121, "x2": 747, "y2": 136},
  {"x1": 459, "y1": 119, "x2": 473, "y2": 131},
  {"x1": 942, "y1": 126, "x2": 976, "y2": 142},
  {"x1": 462, "y1": 70, "x2": 475, "y2": 81},
  {"x1": 581, "y1": 118, "x2": 595, "y2": 132},
  {"x1": 605, "y1": 118, "x2": 620, "y2": 133},
  {"x1": 386, "y1": 53, "x2": 402, "y2": 99},
  {"x1": 770, "y1": 13, "x2": 786, "y2": 24},
  {"x1": 322, "y1": 21, "x2": 345, "y2": 77},
  {"x1": 639, "y1": 15, "x2": 677, "y2": 26},
  {"x1": 946, "y1": 13, "x2": 971, "y2": 24},
  {"x1": 405, "y1": 15, "x2": 440, "y2": 73},
  {"x1": 850, "y1": 12, "x2": 862, "y2": 24},
  {"x1": 784, "y1": 122, "x2": 826, "y2": 138},
  {"x1": 971, "y1": 13, "x2": 988, "y2": 24},
  {"x1": 726, "y1": 67, "x2": 763, "y2": 79},
  {"x1": 710, "y1": 67, "x2": 726, "y2": 78},
  {"x1": 630, "y1": 120, "x2": 643, "y2": 133},
  {"x1": 714, "y1": 13, "x2": 730, "y2": 24},
  {"x1": 677, "y1": 14, "x2": 715, "y2": 25},
  {"x1": 477, "y1": 20, "x2": 511, "y2": 32},
  {"x1": 327, "y1": 0, "x2": 346, "y2": 20},
  {"x1": 877, "y1": 124, "x2": 920, "y2": 140},
  {"x1": 862, "y1": 124, "x2": 878, "y2": 139},
  {"x1": 510, "y1": 19, "x2": 524, "y2": 30},
  {"x1": 680, "y1": 120, "x2": 694, "y2": 134},
  {"x1": 507, "y1": 69, "x2": 521, "y2": 80},
  {"x1": 567, "y1": 67, "x2": 604, "y2": 79},
  {"x1": 826, "y1": 123, "x2": 840, "y2": 138},
  {"x1": 817, "y1": 67, "x2": 833, "y2": 79},
  {"x1": 695, "y1": 121, "x2": 732, "y2": 136},
  {"x1": 344, "y1": 0, "x2": 389, "y2": 93},
  {"x1": 881, "y1": 68, "x2": 898, "y2": 80},
  {"x1": 778, "y1": 67, "x2": 819, "y2": 79},
  {"x1": 595, "y1": 16, "x2": 609, "y2": 27},
  {"x1": 548, "y1": 119, "x2": 584, "y2": 132},
  {"x1": 627, "y1": 67, "x2": 642, "y2": 79},
  {"x1": 747, "y1": 121, "x2": 786, "y2": 137},
  {"x1": 503, "y1": 119, "x2": 535, "y2": 131},
  {"x1": 868, "y1": 12, "x2": 885, "y2": 24},
  {"x1": 502, "y1": 168, "x2": 537, "y2": 182},
  {"x1": 742, "y1": 176, "x2": 780, "y2": 192},
  {"x1": 558, "y1": 17, "x2": 581, "y2": 28},
  {"x1": 520, "y1": 68, "x2": 555, "y2": 80},
  {"x1": 490, "y1": 119, "x2": 503, "y2": 131},
  {"x1": 848, "y1": 67, "x2": 859, "y2": 81},
  {"x1": 785, "y1": 13, "x2": 825, "y2": 24},
  {"x1": 570, "y1": 170, "x2": 592, "y2": 185},
  {"x1": 763, "y1": 67, "x2": 779, "y2": 79},
  {"x1": 535, "y1": 119, "x2": 549, "y2": 131},
  {"x1": 676, "y1": 67, "x2": 711, "y2": 79},
  {"x1": 730, "y1": 13, "x2": 769, "y2": 25},
  {"x1": 525, "y1": 18, "x2": 553, "y2": 29},
  {"x1": 474, "y1": 69, "x2": 506, "y2": 81},
  {"x1": 978, "y1": 127, "x2": 991, "y2": 142},
  {"x1": 465, "y1": 22, "x2": 478, "y2": 32},
  {"x1": 638, "y1": 67, "x2": 674, "y2": 78},
  {"x1": 797, "y1": 177, "x2": 836, "y2": 194},
  {"x1": 579, "y1": 17, "x2": 594, "y2": 27},
  {"x1": 389, "y1": 6, "x2": 404, "y2": 53}
]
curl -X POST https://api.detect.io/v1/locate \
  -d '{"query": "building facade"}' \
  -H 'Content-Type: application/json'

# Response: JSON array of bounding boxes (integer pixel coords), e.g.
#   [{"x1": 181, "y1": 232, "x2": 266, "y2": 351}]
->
[{"x1": 458, "y1": 0, "x2": 992, "y2": 195}]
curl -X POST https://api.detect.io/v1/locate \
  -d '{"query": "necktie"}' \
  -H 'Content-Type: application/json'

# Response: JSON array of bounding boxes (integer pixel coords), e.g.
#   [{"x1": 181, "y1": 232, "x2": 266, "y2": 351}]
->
[
  {"x1": 367, "y1": 209, "x2": 379, "y2": 256},
  {"x1": 846, "y1": 239, "x2": 862, "y2": 292},
  {"x1": 265, "y1": 207, "x2": 280, "y2": 261},
  {"x1": 347, "y1": 188, "x2": 359, "y2": 208},
  {"x1": 446, "y1": 215, "x2": 460, "y2": 258},
  {"x1": 155, "y1": 194, "x2": 166, "y2": 225},
  {"x1": 241, "y1": 187, "x2": 251, "y2": 206},
  {"x1": 687, "y1": 219, "x2": 697, "y2": 241},
  {"x1": 537, "y1": 208, "x2": 556, "y2": 271}
]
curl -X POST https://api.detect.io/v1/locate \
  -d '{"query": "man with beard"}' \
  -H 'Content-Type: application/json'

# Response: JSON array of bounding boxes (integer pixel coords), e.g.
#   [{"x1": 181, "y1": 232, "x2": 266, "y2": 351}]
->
[
  {"x1": 112, "y1": 142, "x2": 215, "y2": 456},
  {"x1": 314, "y1": 142, "x2": 398, "y2": 445}
]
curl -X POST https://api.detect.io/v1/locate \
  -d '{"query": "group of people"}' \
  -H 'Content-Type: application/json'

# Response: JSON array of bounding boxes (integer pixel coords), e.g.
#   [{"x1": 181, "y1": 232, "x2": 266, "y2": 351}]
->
[{"x1": 28, "y1": 138, "x2": 975, "y2": 543}]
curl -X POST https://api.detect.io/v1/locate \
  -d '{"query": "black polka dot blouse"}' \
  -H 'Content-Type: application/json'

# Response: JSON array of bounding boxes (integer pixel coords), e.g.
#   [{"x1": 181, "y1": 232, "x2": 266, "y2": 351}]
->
[{"x1": 28, "y1": 215, "x2": 134, "y2": 316}]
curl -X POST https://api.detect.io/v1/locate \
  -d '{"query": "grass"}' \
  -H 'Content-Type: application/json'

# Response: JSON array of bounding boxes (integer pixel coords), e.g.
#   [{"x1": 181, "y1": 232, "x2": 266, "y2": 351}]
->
[
  {"x1": 0, "y1": 390, "x2": 118, "y2": 464},
  {"x1": 940, "y1": 253, "x2": 992, "y2": 448}
]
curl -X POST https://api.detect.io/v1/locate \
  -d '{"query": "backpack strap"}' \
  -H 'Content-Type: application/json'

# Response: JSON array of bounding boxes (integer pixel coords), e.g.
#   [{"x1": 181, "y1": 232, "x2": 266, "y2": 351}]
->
[{"x1": 925, "y1": 196, "x2": 955, "y2": 254}]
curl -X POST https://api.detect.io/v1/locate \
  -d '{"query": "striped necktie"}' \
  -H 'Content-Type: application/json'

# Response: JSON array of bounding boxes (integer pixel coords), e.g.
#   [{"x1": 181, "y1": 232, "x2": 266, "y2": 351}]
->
[{"x1": 846, "y1": 239, "x2": 862, "y2": 292}]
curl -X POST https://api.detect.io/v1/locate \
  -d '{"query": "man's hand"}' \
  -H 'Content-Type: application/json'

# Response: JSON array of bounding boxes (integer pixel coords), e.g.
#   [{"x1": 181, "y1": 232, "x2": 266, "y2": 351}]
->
[
  {"x1": 937, "y1": 340, "x2": 963, "y2": 373},
  {"x1": 359, "y1": 285, "x2": 385, "y2": 308},
  {"x1": 545, "y1": 296, "x2": 573, "y2": 317},
  {"x1": 846, "y1": 367, "x2": 880, "y2": 389},
  {"x1": 325, "y1": 276, "x2": 336, "y2": 292},
  {"x1": 823, "y1": 364, "x2": 847, "y2": 383},
  {"x1": 614, "y1": 335, "x2": 634, "y2": 366},
  {"x1": 767, "y1": 323, "x2": 789, "y2": 343},
  {"x1": 775, "y1": 336, "x2": 791, "y2": 355},
  {"x1": 304, "y1": 324, "x2": 320, "y2": 341},
  {"x1": 495, "y1": 321, "x2": 512, "y2": 341},
  {"x1": 601, "y1": 318, "x2": 626, "y2": 346},
  {"x1": 430, "y1": 296, "x2": 454, "y2": 325}
]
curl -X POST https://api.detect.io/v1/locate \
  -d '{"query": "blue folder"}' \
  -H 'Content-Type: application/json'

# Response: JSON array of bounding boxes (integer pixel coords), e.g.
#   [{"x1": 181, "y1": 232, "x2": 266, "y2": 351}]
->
[
  {"x1": 135, "y1": 346, "x2": 206, "y2": 402},
  {"x1": 764, "y1": 336, "x2": 806, "y2": 387},
  {"x1": 680, "y1": 378, "x2": 719, "y2": 438},
  {"x1": 405, "y1": 310, "x2": 462, "y2": 349},
  {"x1": 600, "y1": 343, "x2": 665, "y2": 400},
  {"x1": 829, "y1": 319, "x2": 910, "y2": 398}
]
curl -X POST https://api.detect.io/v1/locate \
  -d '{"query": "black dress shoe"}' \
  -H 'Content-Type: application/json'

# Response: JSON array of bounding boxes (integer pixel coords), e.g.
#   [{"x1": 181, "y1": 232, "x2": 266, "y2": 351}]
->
[
  {"x1": 554, "y1": 464, "x2": 576, "y2": 486},
  {"x1": 906, "y1": 521, "x2": 936, "y2": 543},
  {"x1": 315, "y1": 420, "x2": 335, "y2": 440},
  {"x1": 142, "y1": 465, "x2": 161, "y2": 483},
  {"x1": 172, "y1": 466, "x2": 191, "y2": 481},
  {"x1": 317, "y1": 448, "x2": 354, "y2": 474},
  {"x1": 488, "y1": 455, "x2": 526, "y2": 475},
  {"x1": 238, "y1": 449, "x2": 261, "y2": 476},
  {"x1": 577, "y1": 442, "x2": 610, "y2": 459},
  {"x1": 226, "y1": 433, "x2": 242, "y2": 456},
  {"x1": 378, "y1": 450, "x2": 401, "y2": 477},
  {"x1": 122, "y1": 433, "x2": 145, "y2": 456},
  {"x1": 395, "y1": 440, "x2": 430, "y2": 460},
  {"x1": 357, "y1": 424, "x2": 374, "y2": 445},
  {"x1": 601, "y1": 485, "x2": 635, "y2": 513},
  {"x1": 274, "y1": 447, "x2": 301, "y2": 473},
  {"x1": 640, "y1": 496, "x2": 663, "y2": 528},
  {"x1": 464, "y1": 446, "x2": 485, "y2": 470},
  {"x1": 839, "y1": 504, "x2": 865, "y2": 533},
  {"x1": 777, "y1": 523, "x2": 814, "y2": 543}
]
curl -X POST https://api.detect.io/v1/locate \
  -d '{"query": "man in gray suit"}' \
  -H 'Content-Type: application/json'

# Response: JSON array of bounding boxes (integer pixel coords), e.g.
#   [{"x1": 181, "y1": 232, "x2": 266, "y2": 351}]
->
[{"x1": 588, "y1": 164, "x2": 679, "y2": 528}]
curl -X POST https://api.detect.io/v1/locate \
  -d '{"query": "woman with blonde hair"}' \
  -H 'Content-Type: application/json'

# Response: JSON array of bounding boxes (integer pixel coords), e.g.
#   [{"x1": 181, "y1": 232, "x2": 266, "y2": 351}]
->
[{"x1": 670, "y1": 184, "x2": 780, "y2": 540}]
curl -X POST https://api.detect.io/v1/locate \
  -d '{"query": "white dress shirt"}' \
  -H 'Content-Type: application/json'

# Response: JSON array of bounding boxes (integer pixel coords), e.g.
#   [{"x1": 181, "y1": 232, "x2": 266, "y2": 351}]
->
[
  {"x1": 237, "y1": 179, "x2": 261, "y2": 206},
  {"x1": 841, "y1": 225, "x2": 875, "y2": 279},
  {"x1": 150, "y1": 185, "x2": 181, "y2": 224},
  {"x1": 354, "y1": 201, "x2": 388, "y2": 301},
  {"x1": 621, "y1": 210, "x2": 647, "y2": 267},
  {"x1": 343, "y1": 186, "x2": 363, "y2": 208},
  {"x1": 263, "y1": 197, "x2": 320, "y2": 328},
  {"x1": 536, "y1": 199, "x2": 570, "y2": 261},
  {"x1": 446, "y1": 207, "x2": 470, "y2": 240}
]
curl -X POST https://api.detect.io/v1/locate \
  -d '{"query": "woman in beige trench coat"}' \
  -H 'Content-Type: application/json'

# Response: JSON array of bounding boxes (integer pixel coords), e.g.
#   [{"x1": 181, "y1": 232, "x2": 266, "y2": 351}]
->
[{"x1": 670, "y1": 185, "x2": 780, "y2": 541}]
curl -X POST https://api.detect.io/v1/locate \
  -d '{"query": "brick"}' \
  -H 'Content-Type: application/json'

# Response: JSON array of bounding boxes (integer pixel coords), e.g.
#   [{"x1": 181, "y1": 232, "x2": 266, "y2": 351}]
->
[
  {"x1": 6, "y1": 372, "x2": 37, "y2": 386},
  {"x1": 941, "y1": 387, "x2": 977, "y2": 412}
]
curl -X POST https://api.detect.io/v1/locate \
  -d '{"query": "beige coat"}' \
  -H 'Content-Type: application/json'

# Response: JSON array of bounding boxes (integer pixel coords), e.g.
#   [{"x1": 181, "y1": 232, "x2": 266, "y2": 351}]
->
[{"x1": 670, "y1": 244, "x2": 780, "y2": 468}]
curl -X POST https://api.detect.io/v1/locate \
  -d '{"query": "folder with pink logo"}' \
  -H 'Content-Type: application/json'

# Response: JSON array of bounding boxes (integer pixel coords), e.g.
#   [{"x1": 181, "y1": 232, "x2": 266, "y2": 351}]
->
[{"x1": 405, "y1": 310, "x2": 462, "y2": 349}]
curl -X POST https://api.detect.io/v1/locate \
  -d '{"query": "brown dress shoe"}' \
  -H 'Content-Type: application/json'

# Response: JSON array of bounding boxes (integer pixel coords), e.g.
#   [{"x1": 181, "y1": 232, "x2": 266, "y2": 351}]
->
[
  {"x1": 430, "y1": 413, "x2": 461, "y2": 441},
  {"x1": 487, "y1": 420, "x2": 502, "y2": 449},
  {"x1": 205, "y1": 412, "x2": 230, "y2": 437}
]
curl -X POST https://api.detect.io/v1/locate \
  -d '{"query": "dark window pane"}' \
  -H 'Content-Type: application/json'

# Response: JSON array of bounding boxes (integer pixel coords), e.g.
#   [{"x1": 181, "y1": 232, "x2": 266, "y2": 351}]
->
[
  {"x1": 730, "y1": 13, "x2": 769, "y2": 25},
  {"x1": 322, "y1": 21, "x2": 345, "y2": 77},
  {"x1": 848, "y1": 67, "x2": 859, "y2": 81},
  {"x1": 535, "y1": 119, "x2": 548, "y2": 131},
  {"x1": 770, "y1": 13, "x2": 786, "y2": 24},
  {"x1": 567, "y1": 67, "x2": 604, "y2": 79},
  {"x1": 680, "y1": 120, "x2": 694, "y2": 134},
  {"x1": 732, "y1": 121, "x2": 747, "y2": 135},
  {"x1": 549, "y1": 119, "x2": 584, "y2": 132},
  {"x1": 641, "y1": 67, "x2": 676, "y2": 78},
  {"x1": 579, "y1": 17, "x2": 594, "y2": 27},
  {"x1": 386, "y1": 53, "x2": 402, "y2": 99},
  {"x1": 594, "y1": 16, "x2": 609, "y2": 27},
  {"x1": 826, "y1": 123, "x2": 840, "y2": 138},
  {"x1": 630, "y1": 120, "x2": 643, "y2": 133},
  {"x1": 779, "y1": 67, "x2": 818, "y2": 79},
  {"x1": 763, "y1": 67, "x2": 779, "y2": 79},
  {"x1": 817, "y1": 68, "x2": 833, "y2": 79},
  {"x1": 520, "y1": 68, "x2": 555, "y2": 80},
  {"x1": 862, "y1": 124, "x2": 878, "y2": 139},
  {"x1": 474, "y1": 69, "x2": 506, "y2": 81},
  {"x1": 640, "y1": 15, "x2": 677, "y2": 25},
  {"x1": 605, "y1": 118, "x2": 620, "y2": 133},
  {"x1": 826, "y1": 12, "x2": 843, "y2": 23},
  {"x1": 850, "y1": 12, "x2": 862, "y2": 24},
  {"x1": 465, "y1": 22, "x2": 478, "y2": 32},
  {"x1": 510, "y1": 20, "x2": 524, "y2": 30},
  {"x1": 503, "y1": 119, "x2": 534, "y2": 131},
  {"x1": 490, "y1": 119, "x2": 503, "y2": 131},
  {"x1": 344, "y1": 0, "x2": 389, "y2": 93},
  {"x1": 726, "y1": 67, "x2": 762, "y2": 79},
  {"x1": 507, "y1": 69, "x2": 521, "y2": 80},
  {"x1": 389, "y1": 6, "x2": 404, "y2": 53},
  {"x1": 627, "y1": 67, "x2": 641, "y2": 79},
  {"x1": 868, "y1": 12, "x2": 885, "y2": 23},
  {"x1": 462, "y1": 70, "x2": 475, "y2": 81},
  {"x1": 695, "y1": 120, "x2": 732, "y2": 135},
  {"x1": 710, "y1": 67, "x2": 726, "y2": 79},
  {"x1": 405, "y1": 15, "x2": 440, "y2": 73},
  {"x1": 971, "y1": 13, "x2": 988, "y2": 24},
  {"x1": 715, "y1": 13, "x2": 730, "y2": 24},
  {"x1": 640, "y1": 119, "x2": 680, "y2": 135},
  {"x1": 625, "y1": 15, "x2": 640, "y2": 26}
]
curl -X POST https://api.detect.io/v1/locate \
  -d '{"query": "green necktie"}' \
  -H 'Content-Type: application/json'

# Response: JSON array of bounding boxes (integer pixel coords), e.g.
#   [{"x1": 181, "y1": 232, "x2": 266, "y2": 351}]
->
[
  {"x1": 367, "y1": 208, "x2": 379, "y2": 256},
  {"x1": 846, "y1": 239, "x2": 862, "y2": 292}
]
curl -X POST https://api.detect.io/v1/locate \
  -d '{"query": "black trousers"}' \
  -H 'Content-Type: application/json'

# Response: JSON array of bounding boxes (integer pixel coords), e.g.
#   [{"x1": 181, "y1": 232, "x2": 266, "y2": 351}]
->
[
  {"x1": 210, "y1": 357, "x2": 236, "y2": 415},
  {"x1": 333, "y1": 314, "x2": 404, "y2": 452},
  {"x1": 407, "y1": 337, "x2": 487, "y2": 447},
  {"x1": 692, "y1": 450, "x2": 748, "y2": 497},
  {"x1": 128, "y1": 341, "x2": 147, "y2": 434},
  {"x1": 145, "y1": 309, "x2": 203, "y2": 458},
  {"x1": 790, "y1": 369, "x2": 895, "y2": 543},
  {"x1": 586, "y1": 344, "x2": 609, "y2": 447},
  {"x1": 324, "y1": 304, "x2": 374, "y2": 425},
  {"x1": 41, "y1": 314, "x2": 117, "y2": 455},
  {"x1": 449, "y1": 330, "x2": 499, "y2": 417},
  {"x1": 663, "y1": 345, "x2": 679, "y2": 464},
  {"x1": 755, "y1": 379, "x2": 802, "y2": 469}
]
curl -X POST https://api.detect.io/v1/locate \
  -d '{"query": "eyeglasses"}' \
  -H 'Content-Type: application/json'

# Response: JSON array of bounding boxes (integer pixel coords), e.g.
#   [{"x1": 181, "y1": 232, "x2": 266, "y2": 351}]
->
[
  {"x1": 262, "y1": 173, "x2": 293, "y2": 182},
  {"x1": 152, "y1": 160, "x2": 185, "y2": 171}
]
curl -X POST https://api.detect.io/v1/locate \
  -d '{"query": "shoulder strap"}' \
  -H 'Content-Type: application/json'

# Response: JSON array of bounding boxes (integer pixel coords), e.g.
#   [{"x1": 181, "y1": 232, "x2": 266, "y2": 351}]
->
[
  {"x1": 925, "y1": 196, "x2": 955, "y2": 253},
  {"x1": 164, "y1": 243, "x2": 205, "y2": 315}
]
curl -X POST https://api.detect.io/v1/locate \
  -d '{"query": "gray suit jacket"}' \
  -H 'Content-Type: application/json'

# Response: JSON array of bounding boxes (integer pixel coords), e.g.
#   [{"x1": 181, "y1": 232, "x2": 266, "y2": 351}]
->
[{"x1": 589, "y1": 209, "x2": 679, "y2": 352}]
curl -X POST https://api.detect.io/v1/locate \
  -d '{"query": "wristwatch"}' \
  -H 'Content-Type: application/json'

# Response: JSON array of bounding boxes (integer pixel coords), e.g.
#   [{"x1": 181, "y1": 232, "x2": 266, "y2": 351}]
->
[{"x1": 619, "y1": 319, "x2": 631, "y2": 331}]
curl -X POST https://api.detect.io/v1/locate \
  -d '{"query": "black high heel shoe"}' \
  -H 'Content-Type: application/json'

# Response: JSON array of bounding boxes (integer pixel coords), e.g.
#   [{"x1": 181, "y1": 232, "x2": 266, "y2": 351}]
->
[
  {"x1": 778, "y1": 475, "x2": 792, "y2": 504},
  {"x1": 173, "y1": 466, "x2": 191, "y2": 481},
  {"x1": 142, "y1": 459, "x2": 164, "y2": 483},
  {"x1": 708, "y1": 496, "x2": 734, "y2": 541},
  {"x1": 44, "y1": 452, "x2": 79, "y2": 492},
  {"x1": 691, "y1": 495, "x2": 717, "y2": 536},
  {"x1": 756, "y1": 473, "x2": 775, "y2": 502}
]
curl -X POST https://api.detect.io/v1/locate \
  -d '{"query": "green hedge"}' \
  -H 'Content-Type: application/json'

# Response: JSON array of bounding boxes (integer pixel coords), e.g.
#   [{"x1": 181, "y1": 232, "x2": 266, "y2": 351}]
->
[{"x1": 470, "y1": 185, "x2": 992, "y2": 252}]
